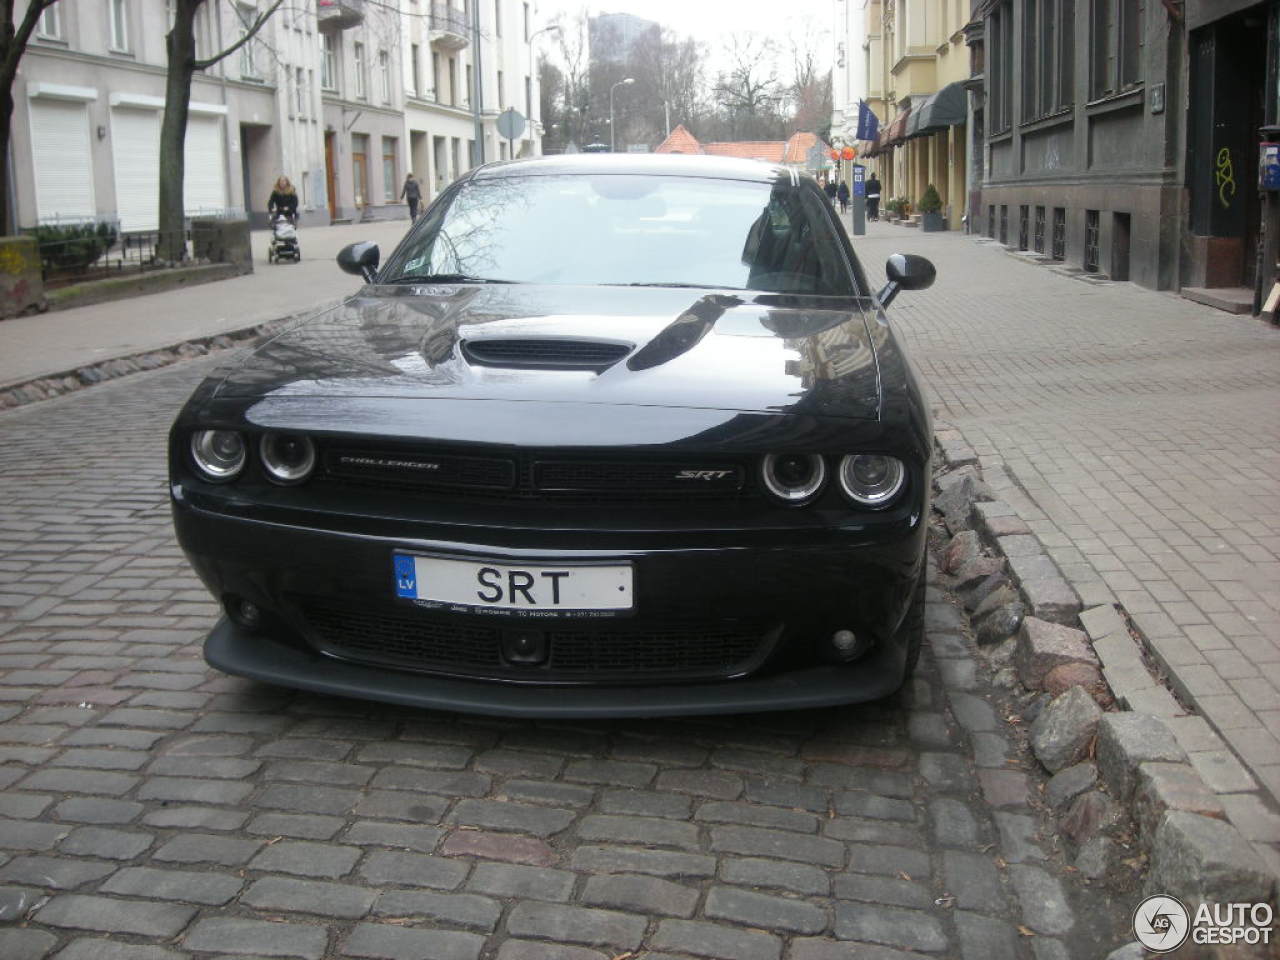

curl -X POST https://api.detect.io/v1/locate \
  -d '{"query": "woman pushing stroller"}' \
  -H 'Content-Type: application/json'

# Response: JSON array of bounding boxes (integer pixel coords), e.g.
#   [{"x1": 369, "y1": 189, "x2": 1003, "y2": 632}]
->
[
  {"x1": 268, "y1": 176, "x2": 299, "y2": 225},
  {"x1": 267, "y1": 176, "x2": 301, "y2": 263}
]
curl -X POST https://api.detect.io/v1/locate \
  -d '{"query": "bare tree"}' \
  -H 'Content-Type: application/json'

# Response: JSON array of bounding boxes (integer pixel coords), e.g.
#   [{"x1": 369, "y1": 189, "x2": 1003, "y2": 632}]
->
[
  {"x1": 159, "y1": 0, "x2": 283, "y2": 261},
  {"x1": 551, "y1": 8, "x2": 590, "y2": 149},
  {"x1": 712, "y1": 34, "x2": 784, "y2": 141},
  {"x1": 784, "y1": 18, "x2": 832, "y2": 140},
  {"x1": 1, "y1": 0, "x2": 61, "y2": 232}
]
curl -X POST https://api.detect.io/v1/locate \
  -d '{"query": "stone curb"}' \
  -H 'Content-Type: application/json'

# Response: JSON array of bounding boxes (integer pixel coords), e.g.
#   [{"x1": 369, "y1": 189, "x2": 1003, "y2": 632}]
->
[
  {"x1": 0, "y1": 299, "x2": 342, "y2": 411},
  {"x1": 930, "y1": 427, "x2": 1280, "y2": 917}
]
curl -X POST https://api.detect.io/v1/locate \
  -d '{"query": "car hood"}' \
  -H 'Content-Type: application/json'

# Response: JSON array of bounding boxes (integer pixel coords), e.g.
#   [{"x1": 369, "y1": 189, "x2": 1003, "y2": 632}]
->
[{"x1": 213, "y1": 284, "x2": 882, "y2": 420}]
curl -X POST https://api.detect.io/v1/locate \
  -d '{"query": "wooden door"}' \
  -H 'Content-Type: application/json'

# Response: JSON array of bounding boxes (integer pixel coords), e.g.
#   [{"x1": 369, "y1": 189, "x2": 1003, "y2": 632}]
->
[{"x1": 324, "y1": 131, "x2": 337, "y2": 220}]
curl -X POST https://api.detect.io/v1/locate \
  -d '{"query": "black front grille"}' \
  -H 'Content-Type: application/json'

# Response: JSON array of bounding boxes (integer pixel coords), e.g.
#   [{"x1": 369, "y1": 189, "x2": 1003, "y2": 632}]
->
[
  {"x1": 320, "y1": 444, "x2": 754, "y2": 503},
  {"x1": 463, "y1": 338, "x2": 631, "y2": 371},
  {"x1": 299, "y1": 601, "x2": 771, "y2": 683}
]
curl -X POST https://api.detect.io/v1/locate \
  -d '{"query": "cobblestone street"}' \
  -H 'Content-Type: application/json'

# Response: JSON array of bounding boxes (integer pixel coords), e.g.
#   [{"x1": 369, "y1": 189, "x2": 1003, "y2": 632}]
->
[
  {"x1": 0, "y1": 360, "x2": 1125, "y2": 957},
  {"x1": 853, "y1": 220, "x2": 1280, "y2": 815}
]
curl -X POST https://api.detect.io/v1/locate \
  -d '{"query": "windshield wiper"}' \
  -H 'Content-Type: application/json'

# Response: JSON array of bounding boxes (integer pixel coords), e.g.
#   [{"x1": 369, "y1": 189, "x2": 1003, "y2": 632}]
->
[
  {"x1": 388, "y1": 273, "x2": 514, "y2": 284},
  {"x1": 618, "y1": 282, "x2": 737, "y2": 290}
]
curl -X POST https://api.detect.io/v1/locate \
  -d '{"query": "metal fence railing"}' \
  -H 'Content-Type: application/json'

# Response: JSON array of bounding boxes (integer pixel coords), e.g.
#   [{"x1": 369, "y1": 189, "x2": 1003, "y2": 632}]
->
[{"x1": 23, "y1": 208, "x2": 245, "y2": 287}]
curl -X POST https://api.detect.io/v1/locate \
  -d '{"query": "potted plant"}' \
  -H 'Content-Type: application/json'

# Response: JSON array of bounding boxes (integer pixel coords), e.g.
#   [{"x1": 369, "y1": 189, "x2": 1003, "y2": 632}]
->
[{"x1": 919, "y1": 185, "x2": 946, "y2": 231}]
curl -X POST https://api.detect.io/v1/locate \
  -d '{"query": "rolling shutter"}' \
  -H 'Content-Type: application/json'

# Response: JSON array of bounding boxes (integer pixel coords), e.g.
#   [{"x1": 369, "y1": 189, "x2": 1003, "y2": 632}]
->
[
  {"x1": 29, "y1": 99, "x2": 95, "y2": 222},
  {"x1": 111, "y1": 107, "x2": 160, "y2": 232},
  {"x1": 184, "y1": 114, "x2": 227, "y2": 216}
]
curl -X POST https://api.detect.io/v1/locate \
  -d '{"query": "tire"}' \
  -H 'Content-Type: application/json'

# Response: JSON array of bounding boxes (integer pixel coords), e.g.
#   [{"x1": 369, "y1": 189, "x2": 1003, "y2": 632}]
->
[{"x1": 895, "y1": 564, "x2": 927, "y2": 684}]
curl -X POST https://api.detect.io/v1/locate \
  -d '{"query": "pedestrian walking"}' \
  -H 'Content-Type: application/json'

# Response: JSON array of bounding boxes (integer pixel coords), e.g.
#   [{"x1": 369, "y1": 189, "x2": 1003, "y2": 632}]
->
[
  {"x1": 401, "y1": 173, "x2": 423, "y2": 220},
  {"x1": 866, "y1": 173, "x2": 882, "y2": 221},
  {"x1": 824, "y1": 179, "x2": 838, "y2": 203},
  {"x1": 836, "y1": 181, "x2": 850, "y2": 214}
]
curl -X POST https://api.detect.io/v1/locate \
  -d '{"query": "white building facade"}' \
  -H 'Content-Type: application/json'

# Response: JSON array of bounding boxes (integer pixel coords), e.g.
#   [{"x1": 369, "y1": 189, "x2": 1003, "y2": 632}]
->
[{"x1": 11, "y1": 0, "x2": 544, "y2": 232}]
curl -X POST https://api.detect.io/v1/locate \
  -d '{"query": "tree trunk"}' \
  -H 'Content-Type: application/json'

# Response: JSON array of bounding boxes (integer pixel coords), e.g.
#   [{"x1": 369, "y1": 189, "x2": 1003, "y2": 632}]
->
[
  {"x1": 0, "y1": 79, "x2": 14, "y2": 234},
  {"x1": 158, "y1": 2, "x2": 199, "y2": 262}
]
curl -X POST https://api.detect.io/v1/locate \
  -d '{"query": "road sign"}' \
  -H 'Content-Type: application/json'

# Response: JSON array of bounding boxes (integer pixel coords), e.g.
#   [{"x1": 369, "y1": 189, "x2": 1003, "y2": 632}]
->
[{"x1": 496, "y1": 108, "x2": 526, "y2": 142}]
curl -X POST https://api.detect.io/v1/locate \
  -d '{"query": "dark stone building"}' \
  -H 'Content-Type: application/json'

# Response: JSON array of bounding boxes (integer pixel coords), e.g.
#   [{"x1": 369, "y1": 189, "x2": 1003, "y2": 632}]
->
[{"x1": 971, "y1": 0, "x2": 1280, "y2": 299}]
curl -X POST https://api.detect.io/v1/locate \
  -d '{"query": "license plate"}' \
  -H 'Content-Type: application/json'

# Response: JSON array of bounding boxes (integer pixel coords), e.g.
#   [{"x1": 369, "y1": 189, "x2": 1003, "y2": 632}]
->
[{"x1": 393, "y1": 554, "x2": 633, "y2": 614}]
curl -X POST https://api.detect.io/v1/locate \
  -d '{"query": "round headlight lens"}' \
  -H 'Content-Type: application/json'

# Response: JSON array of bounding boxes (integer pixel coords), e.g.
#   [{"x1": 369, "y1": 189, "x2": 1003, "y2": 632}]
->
[
  {"x1": 761, "y1": 453, "x2": 827, "y2": 503},
  {"x1": 259, "y1": 433, "x2": 317, "y2": 484},
  {"x1": 839, "y1": 454, "x2": 906, "y2": 507},
  {"x1": 190, "y1": 430, "x2": 246, "y2": 481}
]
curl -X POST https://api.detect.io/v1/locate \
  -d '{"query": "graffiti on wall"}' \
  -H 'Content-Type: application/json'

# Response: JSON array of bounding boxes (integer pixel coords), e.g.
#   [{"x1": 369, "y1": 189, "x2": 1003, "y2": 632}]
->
[{"x1": 1215, "y1": 147, "x2": 1237, "y2": 209}]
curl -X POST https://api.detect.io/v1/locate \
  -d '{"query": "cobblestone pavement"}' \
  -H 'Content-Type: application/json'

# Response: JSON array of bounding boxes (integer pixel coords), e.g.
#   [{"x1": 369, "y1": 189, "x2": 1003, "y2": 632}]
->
[
  {"x1": 0, "y1": 362, "x2": 1127, "y2": 957},
  {"x1": 851, "y1": 220, "x2": 1280, "y2": 812}
]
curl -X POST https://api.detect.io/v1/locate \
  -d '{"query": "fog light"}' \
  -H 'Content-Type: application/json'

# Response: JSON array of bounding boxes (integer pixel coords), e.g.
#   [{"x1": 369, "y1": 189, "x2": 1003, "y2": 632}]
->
[
  {"x1": 227, "y1": 596, "x2": 263, "y2": 630},
  {"x1": 831, "y1": 629, "x2": 870, "y2": 661}
]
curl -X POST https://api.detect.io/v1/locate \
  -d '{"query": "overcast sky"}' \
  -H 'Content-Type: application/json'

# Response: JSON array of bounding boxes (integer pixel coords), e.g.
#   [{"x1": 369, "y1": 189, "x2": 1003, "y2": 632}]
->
[{"x1": 532, "y1": 0, "x2": 836, "y2": 80}]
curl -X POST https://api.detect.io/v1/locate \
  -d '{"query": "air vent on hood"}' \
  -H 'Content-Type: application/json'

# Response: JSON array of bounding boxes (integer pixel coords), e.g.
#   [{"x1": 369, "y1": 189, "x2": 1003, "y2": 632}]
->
[{"x1": 461, "y1": 338, "x2": 631, "y2": 372}]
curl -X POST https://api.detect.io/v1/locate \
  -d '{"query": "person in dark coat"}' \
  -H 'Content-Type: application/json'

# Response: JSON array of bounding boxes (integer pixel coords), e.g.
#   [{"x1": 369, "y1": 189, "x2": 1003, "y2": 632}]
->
[
  {"x1": 836, "y1": 180, "x2": 850, "y2": 214},
  {"x1": 401, "y1": 173, "x2": 423, "y2": 219},
  {"x1": 268, "y1": 176, "x2": 299, "y2": 224},
  {"x1": 824, "y1": 179, "x2": 838, "y2": 202},
  {"x1": 866, "y1": 173, "x2": 882, "y2": 221}
]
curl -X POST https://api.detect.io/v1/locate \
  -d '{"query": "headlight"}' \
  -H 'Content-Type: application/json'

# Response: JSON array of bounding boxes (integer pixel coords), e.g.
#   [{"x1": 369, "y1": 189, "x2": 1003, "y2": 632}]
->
[
  {"x1": 838, "y1": 454, "x2": 905, "y2": 507},
  {"x1": 761, "y1": 453, "x2": 826, "y2": 503},
  {"x1": 190, "y1": 430, "x2": 246, "y2": 482},
  {"x1": 259, "y1": 433, "x2": 317, "y2": 484}
]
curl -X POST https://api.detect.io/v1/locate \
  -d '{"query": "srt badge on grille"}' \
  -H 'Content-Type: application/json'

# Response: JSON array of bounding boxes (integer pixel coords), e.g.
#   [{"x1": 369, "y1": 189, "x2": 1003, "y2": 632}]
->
[{"x1": 676, "y1": 469, "x2": 734, "y2": 481}]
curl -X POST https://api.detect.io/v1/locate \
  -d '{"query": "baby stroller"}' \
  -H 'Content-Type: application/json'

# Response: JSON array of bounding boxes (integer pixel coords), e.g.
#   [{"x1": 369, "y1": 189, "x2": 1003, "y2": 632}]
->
[{"x1": 268, "y1": 215, "x2": 300, "y2": 263}]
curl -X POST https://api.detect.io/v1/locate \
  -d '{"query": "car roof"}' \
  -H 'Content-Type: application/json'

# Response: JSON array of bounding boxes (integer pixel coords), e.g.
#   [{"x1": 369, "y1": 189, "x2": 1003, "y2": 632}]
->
[{"x1": 469, "y1": 152, "x2": 802, "y2": 185}]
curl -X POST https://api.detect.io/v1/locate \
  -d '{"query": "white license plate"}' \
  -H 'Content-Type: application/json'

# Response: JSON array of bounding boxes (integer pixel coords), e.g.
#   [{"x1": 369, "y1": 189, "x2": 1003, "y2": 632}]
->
[{"x1": 394, "y1": 554, "x2": 633, "y2": 613}]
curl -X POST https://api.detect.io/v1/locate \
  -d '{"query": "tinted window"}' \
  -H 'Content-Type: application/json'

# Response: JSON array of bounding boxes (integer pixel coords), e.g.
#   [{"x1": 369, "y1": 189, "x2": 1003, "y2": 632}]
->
[{"x1": 384, "y1": 174, "x2": 856, "y2": 296}]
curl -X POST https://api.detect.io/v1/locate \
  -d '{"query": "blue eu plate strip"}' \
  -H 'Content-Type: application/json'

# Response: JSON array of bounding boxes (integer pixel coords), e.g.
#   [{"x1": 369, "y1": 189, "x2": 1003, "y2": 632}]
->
[{"x1": 393, "y1": 555, "x2": 418, "y2": 598}]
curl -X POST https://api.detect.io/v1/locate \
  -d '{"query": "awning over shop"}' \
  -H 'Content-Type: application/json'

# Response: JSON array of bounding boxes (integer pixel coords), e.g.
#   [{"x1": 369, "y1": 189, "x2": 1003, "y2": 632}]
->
[
  {"x1": 882, "y1": 106, "x2": 912, "y2": 146},
  {"x1": 906, "y1": 82, "x2": 967, "y2": 138}
]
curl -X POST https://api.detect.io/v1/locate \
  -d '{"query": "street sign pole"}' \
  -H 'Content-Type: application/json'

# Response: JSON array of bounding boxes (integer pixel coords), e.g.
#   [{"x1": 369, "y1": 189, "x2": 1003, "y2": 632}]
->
[{"x1": 851, "y1": 163, "x2": 866, "y2": 236}]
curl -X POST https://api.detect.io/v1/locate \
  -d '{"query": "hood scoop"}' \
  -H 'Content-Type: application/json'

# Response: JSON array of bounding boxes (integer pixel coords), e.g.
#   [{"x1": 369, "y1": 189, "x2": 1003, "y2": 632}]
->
[{"x1": 461, "y1": 337, "x2": 632, "y2": 373}]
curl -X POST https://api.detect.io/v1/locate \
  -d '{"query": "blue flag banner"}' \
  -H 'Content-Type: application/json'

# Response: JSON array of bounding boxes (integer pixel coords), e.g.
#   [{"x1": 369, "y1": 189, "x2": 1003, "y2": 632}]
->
[{"x1": 855, "y1": 101, "x2": 880, "y2": 141}]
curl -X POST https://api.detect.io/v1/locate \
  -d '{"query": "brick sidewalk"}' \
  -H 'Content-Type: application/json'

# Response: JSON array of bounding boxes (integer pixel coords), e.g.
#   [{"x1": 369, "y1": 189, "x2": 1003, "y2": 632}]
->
[{"x1": 849, "y1": 217, "x2": 1280, "y2": 811}]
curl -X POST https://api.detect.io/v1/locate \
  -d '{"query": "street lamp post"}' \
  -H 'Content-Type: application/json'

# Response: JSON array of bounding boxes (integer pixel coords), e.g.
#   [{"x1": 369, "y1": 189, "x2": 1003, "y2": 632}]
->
[
  {"x1": 662, "y1": 99, "x2": 670, "y2": 137},
  {"x1": 610, "y1": 78, "x2": 634, "y2": 152}
]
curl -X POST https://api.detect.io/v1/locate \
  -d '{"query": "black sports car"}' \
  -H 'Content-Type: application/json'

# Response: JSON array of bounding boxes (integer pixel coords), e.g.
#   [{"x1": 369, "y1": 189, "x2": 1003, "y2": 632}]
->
[{"x1": 170, "y1": 154, "x2": 936, "y2": 717}]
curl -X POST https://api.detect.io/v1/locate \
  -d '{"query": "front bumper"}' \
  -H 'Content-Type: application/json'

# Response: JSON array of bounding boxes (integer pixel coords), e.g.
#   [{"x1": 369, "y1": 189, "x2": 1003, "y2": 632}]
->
[
  {"x1": 205, "y1": 617, "x2": 909, "y2": 718},
  {"x1": 174, "y1": 489, "x2": 925, "y2": 716}
]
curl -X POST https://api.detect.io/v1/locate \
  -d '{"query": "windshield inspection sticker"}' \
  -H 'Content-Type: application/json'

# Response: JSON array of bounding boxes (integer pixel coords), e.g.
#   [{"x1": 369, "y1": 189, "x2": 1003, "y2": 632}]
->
[{"x1": 1133, "y1": 894, "x2": 1274, "y2": 953}]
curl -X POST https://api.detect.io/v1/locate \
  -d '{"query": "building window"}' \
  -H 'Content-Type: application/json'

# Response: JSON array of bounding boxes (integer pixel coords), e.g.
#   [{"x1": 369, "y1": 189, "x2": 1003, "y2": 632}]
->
[
  {"x1": 109, "y1": 0, "x2": 129, "y2": 51},
  {"x1": 432, "y1": 51, "x2": 441, "y2": 101},
  {"x1": 497, "y1": 69, "x2": 504, "y2": 108},
  {"x1": 296, "y1": 67, "x2": 306, "y2": 114},
  {"x1": 495, "y1": 0, "x2": 502, "y2": 36},
  {"x1": 322, "y1": 32, "x2": 338, "y2": 90},
  {"x1": 987, "y1": 0, "x2": 1012, "y2": 133},
  {"x1": 383, "y1": 137, "x2": 398, "y2": 202},
  {"x1": 238, "y1": 3, "x2": 259, "y2": 78},
  {"x1": 39, "y1": 5, "x2": 62, "y2": 39},
  {"x1": 410, "y1": 43, "x2": 421, "y2": 95},
  {"x1": 354, "y1": 41, "x2": 367, "y2": 99},
  {"x1": 1022, "y1": 0, "x2": 1075, "y2": 120},
  {"x1": 1091, "y1": 0, "x2": 1143, "y2": 98},
  {"x1": 1084, "y1": 209, "x2": 1100, "y2": 270},
  {"x1": 378, "y1": 49, "x2": 391, "y2": 102},
  {"x1": 523, "y1": 1, "x2": 529, "y2": 41},
  {"x1": 1052, "y1": 207, "x2": 1066, "y2": 259}
]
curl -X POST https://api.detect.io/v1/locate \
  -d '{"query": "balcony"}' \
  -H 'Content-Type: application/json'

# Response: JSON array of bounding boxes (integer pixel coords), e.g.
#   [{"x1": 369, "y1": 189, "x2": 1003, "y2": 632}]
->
[
  {"x1": 318, "y1": 0, "x2": 364, "y2": 30},
  {"x1": 430, "y1": 3, "x2": 470, "y2": 49}
]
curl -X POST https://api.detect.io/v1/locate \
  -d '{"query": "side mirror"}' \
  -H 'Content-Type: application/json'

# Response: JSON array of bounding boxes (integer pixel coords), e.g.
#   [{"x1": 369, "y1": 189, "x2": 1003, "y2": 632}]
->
[
  {"x1": 337, "y1": 242, "x2": 380, "y2": 283},
  {"x1": 877, "y1": 253, "x2": 936, "y2": 308}
]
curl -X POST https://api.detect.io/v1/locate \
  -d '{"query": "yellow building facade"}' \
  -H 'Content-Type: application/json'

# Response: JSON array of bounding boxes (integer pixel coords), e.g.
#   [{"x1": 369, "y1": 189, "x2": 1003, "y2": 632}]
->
[{"x1": 859, "y1": 0, "x2": 970, "y2": 229}]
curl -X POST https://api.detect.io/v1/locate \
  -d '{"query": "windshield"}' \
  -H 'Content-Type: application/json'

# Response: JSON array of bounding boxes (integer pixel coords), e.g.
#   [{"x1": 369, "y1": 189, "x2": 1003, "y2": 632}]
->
[{"x1": 382, "y1": 173, "x2": 857, "y2": 296}]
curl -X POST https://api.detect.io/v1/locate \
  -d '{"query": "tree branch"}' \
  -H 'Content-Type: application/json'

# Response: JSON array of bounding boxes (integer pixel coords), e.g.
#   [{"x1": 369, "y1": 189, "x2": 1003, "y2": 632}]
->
[
  {"x1": 3, "y1": 0, "x2": 57, "y2": 78},
  {"x1": 193, "y1": 0, "x2": 284, "y2": 70}
]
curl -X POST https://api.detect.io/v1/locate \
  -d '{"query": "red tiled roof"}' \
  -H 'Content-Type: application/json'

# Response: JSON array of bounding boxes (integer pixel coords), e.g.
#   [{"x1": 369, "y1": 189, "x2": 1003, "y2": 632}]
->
[
  {"x1": 702, "y1": 141, "x2": 786, "y2": 162},
  {"x1": 783, "y1": 132, "x2": 817, "y2": 163},
  {"x1": 654, "y1": 124, "x2": 704, "y2": 154}
]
